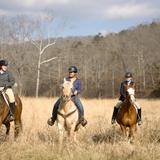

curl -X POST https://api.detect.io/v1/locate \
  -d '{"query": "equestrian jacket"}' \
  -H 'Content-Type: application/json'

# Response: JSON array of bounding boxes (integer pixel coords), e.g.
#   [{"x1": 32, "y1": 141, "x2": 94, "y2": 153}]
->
[
  {"x1": 66, "y1": 77, "x2": 81, "y2": 95},
  {"x1": 119, "y1": 79, "x2": 135, "y2": 101},
  {"x1": 0, "y1": 71, "x2": 15, "y2": 88}
]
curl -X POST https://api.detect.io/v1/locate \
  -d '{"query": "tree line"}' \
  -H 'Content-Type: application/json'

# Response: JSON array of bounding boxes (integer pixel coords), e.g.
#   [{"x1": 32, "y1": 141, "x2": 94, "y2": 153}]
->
[{"x1": 0, "y1": 15, "x2": 159, "y2": 98}]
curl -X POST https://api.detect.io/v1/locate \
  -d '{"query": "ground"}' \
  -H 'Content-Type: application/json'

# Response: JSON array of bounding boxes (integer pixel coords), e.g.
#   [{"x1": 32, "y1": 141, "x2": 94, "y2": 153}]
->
[{"x1": 0, "y1": 98, "x2": 160, "y2": 160}]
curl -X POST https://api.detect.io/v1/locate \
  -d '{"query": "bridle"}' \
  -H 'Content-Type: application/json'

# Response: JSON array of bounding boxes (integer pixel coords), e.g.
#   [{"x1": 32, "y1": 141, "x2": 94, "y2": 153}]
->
[{"x1": 57, "y1": 85, "x2": 76, "y2": 119}]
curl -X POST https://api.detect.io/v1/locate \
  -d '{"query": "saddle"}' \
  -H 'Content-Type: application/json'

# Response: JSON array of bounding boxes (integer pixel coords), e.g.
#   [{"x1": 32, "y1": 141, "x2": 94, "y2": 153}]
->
[{"x1": 119, "y1": 101, "x2": 138, "y2": 113}]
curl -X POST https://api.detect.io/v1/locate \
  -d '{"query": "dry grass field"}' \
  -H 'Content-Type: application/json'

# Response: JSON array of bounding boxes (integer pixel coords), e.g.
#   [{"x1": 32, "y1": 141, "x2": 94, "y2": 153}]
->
[{"x1": 0, "y1": 97, "x2": 160, "y2": 160}]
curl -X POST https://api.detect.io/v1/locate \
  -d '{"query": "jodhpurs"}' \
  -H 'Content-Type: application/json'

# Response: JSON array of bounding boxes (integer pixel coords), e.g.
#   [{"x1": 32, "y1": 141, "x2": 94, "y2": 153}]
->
[{"x1": 5, "y1": 88, "x2": 15, "y2": 103}]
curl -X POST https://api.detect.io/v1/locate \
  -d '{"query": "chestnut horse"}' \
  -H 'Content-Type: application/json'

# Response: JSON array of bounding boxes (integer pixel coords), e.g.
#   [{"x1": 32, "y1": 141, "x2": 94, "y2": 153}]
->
[
  {"x1": 57, "y1": 78, "x2": 79, "y2": 146},
  {"x1": 0, "y1": 90, "x2": 22, "y2": 138},
  {"x1": 116, "y1": 81, "x2": 137, "y2": 141}
]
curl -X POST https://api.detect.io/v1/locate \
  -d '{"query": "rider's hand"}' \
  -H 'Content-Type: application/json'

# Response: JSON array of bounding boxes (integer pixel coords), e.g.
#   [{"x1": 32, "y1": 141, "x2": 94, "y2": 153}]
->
[{"x1": 73, "y1": 90, "x2": 78, "y2": 95}]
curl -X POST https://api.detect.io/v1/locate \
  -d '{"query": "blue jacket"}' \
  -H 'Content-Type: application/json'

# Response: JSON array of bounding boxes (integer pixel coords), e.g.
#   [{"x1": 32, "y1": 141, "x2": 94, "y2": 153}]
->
[
  {"x1": 119, "y1": 79, "x2": 134, "y2": 101},
  {"x1": 66, "y1": 77, "x2": 81, "y2": 95}
]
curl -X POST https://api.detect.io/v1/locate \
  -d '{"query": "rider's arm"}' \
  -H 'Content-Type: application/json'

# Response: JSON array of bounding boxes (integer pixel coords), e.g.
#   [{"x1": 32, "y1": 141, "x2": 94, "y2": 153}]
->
[
  {"x1": 72, "y1": 79, "x2": 81, "y2": 95},
  {"x1": 6, "y1": 71, "x2": 15, "y2": 88}
]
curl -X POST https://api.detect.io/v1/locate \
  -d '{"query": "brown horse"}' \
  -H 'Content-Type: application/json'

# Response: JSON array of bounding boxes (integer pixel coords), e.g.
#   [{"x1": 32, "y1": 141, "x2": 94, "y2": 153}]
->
[
  {"x1": 116, "y1": 81, "x2": 137, "y2": 141},
  {"x1": 57, "y1": 78, "x2": 79, "y2": 146},
  {"x1": 0, "y1": 91, "x2": 22, "y2": 138}
]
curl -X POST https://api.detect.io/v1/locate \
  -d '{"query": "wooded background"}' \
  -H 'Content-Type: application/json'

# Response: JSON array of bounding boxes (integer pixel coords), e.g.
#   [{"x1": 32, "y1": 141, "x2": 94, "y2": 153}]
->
[{"x1": 0, "y1": 15, "x2": 159, "y2": 98}]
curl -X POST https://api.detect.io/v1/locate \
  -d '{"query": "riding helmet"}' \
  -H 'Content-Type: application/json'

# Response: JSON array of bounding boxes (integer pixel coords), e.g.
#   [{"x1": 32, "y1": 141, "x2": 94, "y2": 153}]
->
[
  {"x1": 0, "y1": 59, "x2": 8, "y2": 66},
  {"x1": 68, "y1": 66, "x2": 78, "y2": 73},
  {"x1": 125, "y1": 72, "x2": 133, "y2": 78}
]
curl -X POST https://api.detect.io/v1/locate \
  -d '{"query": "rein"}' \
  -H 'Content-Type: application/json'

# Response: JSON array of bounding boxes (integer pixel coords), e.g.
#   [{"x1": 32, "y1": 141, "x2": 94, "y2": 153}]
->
[
  {"x1": 58, "y1": 81, "x2": 77, "y2": 119},
  {"x1": 58, "y1": 94, "x2": 77, "y2": 119},
  {"x1": 1, "y1": 91, "x2": 9, "y2": 106},
  {"x1": 57, "y1": 109, "x2": 77, "y2": 119}
]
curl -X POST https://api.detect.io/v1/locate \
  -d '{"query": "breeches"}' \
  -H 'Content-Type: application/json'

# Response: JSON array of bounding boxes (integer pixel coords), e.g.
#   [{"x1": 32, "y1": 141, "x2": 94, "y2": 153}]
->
[{"x1": 5, "y1": 88, "x2": 15, "y2": 103}]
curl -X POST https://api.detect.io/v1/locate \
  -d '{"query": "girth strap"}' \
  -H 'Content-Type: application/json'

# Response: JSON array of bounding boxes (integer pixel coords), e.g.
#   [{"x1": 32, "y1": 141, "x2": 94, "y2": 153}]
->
[{"x1": 57, "y1": 109, "x2": 77, "y2": 119}]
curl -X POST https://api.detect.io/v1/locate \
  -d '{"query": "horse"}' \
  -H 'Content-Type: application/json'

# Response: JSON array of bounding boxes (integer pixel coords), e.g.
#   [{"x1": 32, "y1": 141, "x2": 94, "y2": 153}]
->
[
  {"x1": 56, "y1": 78, "x2": 79, "y2": 146},
  {"x1": 0, "y1": 89, "x2": 22, "y2": 139},
  {"x1": 116, "y1": 81, "x2": 137, "y2": 141}
]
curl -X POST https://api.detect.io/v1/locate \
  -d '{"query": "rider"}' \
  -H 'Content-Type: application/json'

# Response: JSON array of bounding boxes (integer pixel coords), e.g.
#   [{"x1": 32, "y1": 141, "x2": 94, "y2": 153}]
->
[
  {"x1": 47, "y1": 65, "x2": 87, "y2": 127},
  {"x1": 0, "y1": 59, "x2": 16, "y2": 121},
  {"x1": 111, "y1": 72, "x2": 142, "y2": 125}
]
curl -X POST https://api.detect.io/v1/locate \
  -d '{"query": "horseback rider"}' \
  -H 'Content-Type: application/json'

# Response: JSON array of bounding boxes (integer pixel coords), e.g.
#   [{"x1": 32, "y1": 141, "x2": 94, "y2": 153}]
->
[
  {"x1": 0, "y1": 59, "x2": 16, "y2": 122},
  {"x1": 111, "y1": 72, "x2": 142, "y2": 125},
  {"x1": 47, "y1": 65, "x2": 87, "y2": 127}
]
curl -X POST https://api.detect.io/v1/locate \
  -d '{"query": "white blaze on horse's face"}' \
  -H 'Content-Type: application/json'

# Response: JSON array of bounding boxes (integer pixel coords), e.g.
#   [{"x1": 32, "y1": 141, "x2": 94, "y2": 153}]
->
[
  {"x1": 127, "y1": 88, "x2": 135, "y2": 102},
  {"x1": 62, "y1": 79, "x2": 73, "y2": 97}
]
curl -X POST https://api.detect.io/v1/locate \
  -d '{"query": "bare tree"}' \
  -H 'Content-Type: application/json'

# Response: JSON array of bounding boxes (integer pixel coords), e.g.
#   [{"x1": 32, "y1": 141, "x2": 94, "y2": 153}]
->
[{"x1": 28, "y1": 13, "x2": 58, "y2": 97}]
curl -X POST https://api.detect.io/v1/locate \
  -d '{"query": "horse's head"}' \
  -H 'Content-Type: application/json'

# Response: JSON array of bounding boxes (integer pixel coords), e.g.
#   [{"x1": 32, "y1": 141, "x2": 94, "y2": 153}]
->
[
  {"x1": 125, "y1": 81, "x2": 135, "y2": 103},
  {"x1": 61, "y1": 78, "x2": 73, "y2": 101}
]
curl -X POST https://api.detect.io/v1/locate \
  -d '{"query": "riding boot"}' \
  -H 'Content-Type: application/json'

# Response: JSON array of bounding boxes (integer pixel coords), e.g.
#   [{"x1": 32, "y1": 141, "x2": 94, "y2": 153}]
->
[
  {"x1": 137, "y1": 108, "x2": 142, "y2": 125},
  {"x1": 79, "y1": 116, "x2": 87, "y2": 127},
  {"x1": 111, "y1": 107, "x2": 119, "y2": 124},
  {"x1": 47, "y1": 98, "x2": 61, "y2": 126},
  {"x1": 9, "y1": 102, "x2": 16, "y2": 122}
]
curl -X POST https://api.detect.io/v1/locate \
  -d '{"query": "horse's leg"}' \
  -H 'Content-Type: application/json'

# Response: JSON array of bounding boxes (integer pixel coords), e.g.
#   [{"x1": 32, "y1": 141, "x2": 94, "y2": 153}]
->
[
  {"x1": 4, "y1": 122, "x2": 10, "y2": 135},
  {"x1": 3, "y1": 122, "x2": 10, "y2": 141},
  {"x1": 72, "y1": 123, "x2": 77, "y2": 142},
  {"x1": 120, "y1": 125, "x2": 127, "y2": 136},
  {"x1": 68, "y1": 123, "x2": 77, "y2": 143},
  {"x1": 57, "y1": 122, "x2": 64, "y2": 150},
  {"x1": 14, "y1": 97, "x2": 23, "y2": 139},
  {"x1": 129, "y1": 125, "x2": 136, "y2": 143},
  {"x1": 14, "y1": 119, "x2": 22, "y2": 139}
]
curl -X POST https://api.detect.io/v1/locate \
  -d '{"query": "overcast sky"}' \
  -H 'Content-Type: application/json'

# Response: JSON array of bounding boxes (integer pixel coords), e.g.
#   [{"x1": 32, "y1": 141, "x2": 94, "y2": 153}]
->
[{"x1": 0, "y1": 0, "x2": 160, "y2": 37}]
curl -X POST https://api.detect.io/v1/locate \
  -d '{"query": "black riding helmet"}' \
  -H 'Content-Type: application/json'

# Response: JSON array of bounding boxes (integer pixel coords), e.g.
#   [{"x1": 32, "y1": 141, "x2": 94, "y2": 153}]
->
[
  {"x1": 68, "y1": 66, "x2": 78, "y2": 73},
  {"x1": 0, "y1": 59, "x2": 8, "y2": 66},
  {"x1": 125, "y1": 72, "x2": 133, "y2": 78}
]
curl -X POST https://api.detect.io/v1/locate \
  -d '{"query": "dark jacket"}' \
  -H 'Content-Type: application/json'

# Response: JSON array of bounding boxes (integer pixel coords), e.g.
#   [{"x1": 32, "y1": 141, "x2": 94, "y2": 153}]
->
[
  {"x1": 0, "y1": 71, "x2": 15, "y2": 88},
  {"x1": 119, "y1": 79, "x2": 134, "y2": 101}
]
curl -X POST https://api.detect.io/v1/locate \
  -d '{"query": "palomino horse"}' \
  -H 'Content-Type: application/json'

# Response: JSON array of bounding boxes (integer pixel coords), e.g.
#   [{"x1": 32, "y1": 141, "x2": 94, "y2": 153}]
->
[
  {"x1": 0, "y1": 89, "x2": 22, "y2": 138},
  {"x1": 57, "y1": 78, "x2": 79, "y2": 146},
  {"x1": 116, "y1": 81, "x2": 137, "y2": 141}
]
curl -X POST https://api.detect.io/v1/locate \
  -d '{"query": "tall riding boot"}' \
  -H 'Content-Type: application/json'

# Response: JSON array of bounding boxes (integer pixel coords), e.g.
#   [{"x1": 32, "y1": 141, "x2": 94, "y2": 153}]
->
[
  {"x1": 137, "y1": 108, "x2": 142, "y2": 125},
  {"x1": 111, "y1": 107, "x2": 119, "y2": 124},
  {"x1": 9, "y1": 102, "x2": 16, "y2": 122}
]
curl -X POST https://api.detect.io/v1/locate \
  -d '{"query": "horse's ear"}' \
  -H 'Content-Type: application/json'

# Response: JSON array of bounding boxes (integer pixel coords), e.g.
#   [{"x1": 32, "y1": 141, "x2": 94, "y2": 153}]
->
[{"x1": 64, "y1": 77, "x2": 66, "y2": 82}]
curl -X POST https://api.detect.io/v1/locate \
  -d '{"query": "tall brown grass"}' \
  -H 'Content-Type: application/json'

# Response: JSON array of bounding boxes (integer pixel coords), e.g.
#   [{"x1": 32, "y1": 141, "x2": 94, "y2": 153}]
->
[{"x1": 0, "y1": 98, "x2": 160, "y2": 160}]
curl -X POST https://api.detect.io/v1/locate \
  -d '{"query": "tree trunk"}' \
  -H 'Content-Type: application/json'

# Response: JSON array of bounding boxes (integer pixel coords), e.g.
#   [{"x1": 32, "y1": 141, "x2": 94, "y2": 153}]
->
[{"x1": 36, "y1": 53, "x2": 41, "y2": 97}]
